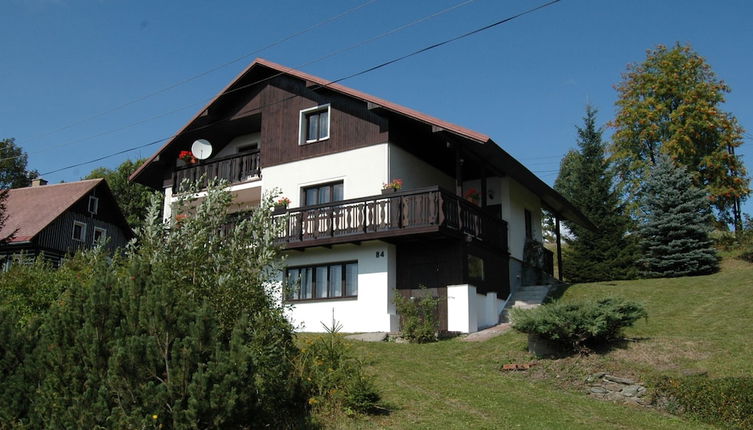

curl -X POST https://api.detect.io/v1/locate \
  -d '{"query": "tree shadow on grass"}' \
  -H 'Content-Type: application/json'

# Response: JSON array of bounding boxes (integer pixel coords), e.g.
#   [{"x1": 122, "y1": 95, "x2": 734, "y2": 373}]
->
[{"x1": 587, "y1": 336, "x2": 652, "y2": 355}]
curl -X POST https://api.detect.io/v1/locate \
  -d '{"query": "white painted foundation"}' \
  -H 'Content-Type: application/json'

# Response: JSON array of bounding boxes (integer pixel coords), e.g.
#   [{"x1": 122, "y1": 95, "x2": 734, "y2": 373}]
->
[
  {"x1": 447, "y1": 284, "x2": 506, "y2": 333},
  {"x1": 283, "y1": 241, "x2": 399, "y2": 333}
]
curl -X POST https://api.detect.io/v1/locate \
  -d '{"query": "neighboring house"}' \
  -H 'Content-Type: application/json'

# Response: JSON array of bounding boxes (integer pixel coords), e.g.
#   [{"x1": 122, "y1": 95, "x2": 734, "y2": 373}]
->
[
  {"x1": 0, "y1": 178, "x2": 133, "y2": 269},
  {"x1": 131, "y1": 58, "x2": 592, "y2": 334}
]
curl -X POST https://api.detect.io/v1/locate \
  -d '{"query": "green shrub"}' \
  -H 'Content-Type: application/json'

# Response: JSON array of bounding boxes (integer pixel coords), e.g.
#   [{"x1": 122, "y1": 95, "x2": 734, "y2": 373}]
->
[
  {"x1": 0, "y1": 183, "x2": 310, "y2": 428},
  {"x1": 296, "y1": 321, "x2": 380, "y2": 416},
  {"x1": 655, "y1": 375, "x2": 753, "y2": 429},
  {"x1": 0, "y1": 251, "x2": 98, "y2": 326},
  {"x1": 510, "y1": 297, "x2": 647, "y2": 353},
  {"x1": 394, "y1": 289, "x2": 440, "y2": 343}
]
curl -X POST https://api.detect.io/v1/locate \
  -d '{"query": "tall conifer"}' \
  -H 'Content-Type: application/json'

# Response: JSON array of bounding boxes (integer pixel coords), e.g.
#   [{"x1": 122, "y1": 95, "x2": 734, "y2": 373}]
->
[
  {"x1": 555, "y1": 106, "x2": 638, "y2": 282},
  {"x1": 638, "y1": 155, "x2": 719, "y2": 277}
]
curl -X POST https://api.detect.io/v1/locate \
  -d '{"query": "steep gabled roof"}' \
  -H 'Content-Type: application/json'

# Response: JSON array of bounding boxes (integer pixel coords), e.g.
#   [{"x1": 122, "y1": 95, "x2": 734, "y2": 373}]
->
[
  {"x1": 130, "y1": 58, "x2": 490, "y2": 186},
  {"x1": 129, "y1": 58, "x2": 594, "y2": 230},
  {"x1": 0, "y1": 179, "x2": 127, "y2": 243}
]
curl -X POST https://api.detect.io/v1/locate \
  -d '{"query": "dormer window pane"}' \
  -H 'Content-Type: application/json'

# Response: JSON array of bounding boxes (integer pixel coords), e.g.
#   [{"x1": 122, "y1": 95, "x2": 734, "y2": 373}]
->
[{"x1": 307, "y1": 112, "x2": 320, "y2": 141}]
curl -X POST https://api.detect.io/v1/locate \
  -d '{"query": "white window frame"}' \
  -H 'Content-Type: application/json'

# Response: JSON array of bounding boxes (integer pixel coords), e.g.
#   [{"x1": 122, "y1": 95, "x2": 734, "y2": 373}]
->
[
  {"x1": 298, "y1": 104, "x2": 331, "y2": 145},
  {"x1": 88, "y1": 196, "x2": 99, "y2": 215},
  {"x1": 93, "y1": 227, "x2": 107, "y2": 244},
  {"x1": 72, "y1": 221, "x2": 87, "y2": 242}
]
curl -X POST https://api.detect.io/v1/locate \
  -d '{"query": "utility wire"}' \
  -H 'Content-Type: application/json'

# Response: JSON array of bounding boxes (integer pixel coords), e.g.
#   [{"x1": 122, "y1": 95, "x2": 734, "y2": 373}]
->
[
  {"x1": 12, "y1": 0, "x2": 479, "y2": 163},
  {"x1": 20, "y1": 0, "x2": 380, "y2": 146},
  {"x1": 39, "y1": 0, "x2": 561, "y2": 177}
]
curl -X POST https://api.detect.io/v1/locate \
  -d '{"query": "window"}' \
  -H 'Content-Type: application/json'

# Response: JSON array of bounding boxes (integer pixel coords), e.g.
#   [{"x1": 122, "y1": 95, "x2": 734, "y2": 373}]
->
[
  {"x1": 524, "y1": 209, "x2": 533, "y2": 240},
  {"x1": 468, "y1": 254, "x2": 485, "y2": 281},
  {"x1": 88, "y1": 196, "x2": 99, "y2": 214},
  {"x1": 237, "y1": 142, "x2": 259, "y2": 153},
  {"x1": 302, "y1": 181, "x2": 344, "y2": 206},
  {"x1": 299, "y1": 105, "x2": 330, "y2": 144},
  {"x1": 72, "y1": 221, "x2": 87, "y2": 242},
  {"x1": 93, "y1": 227, "x2": 107, "y2": 244},
  {"x1": 286, "y1": 261, "x2": 358, "y2": 301}
]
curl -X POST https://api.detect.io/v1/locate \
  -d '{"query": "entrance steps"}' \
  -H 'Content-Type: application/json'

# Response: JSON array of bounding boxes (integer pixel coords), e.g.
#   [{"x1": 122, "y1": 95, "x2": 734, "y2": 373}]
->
[{"x1": 500, "y1": 284, "x2": 552, "y2": 323}]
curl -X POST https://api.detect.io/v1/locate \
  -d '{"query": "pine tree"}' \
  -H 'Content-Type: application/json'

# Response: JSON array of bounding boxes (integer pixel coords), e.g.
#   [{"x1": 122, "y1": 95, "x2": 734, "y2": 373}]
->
[
  {"x1": 555, "y1": 106, "x2": 638, "y2": 282},
  {"x1": 638, "y1": 155, "x2": 719, "y2": 278}
]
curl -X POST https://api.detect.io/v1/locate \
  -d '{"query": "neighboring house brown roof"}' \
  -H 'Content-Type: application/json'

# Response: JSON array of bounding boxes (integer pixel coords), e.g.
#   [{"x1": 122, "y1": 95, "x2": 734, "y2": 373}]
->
[{"x1": 1, "y1": 179, "x2": 103, "y2": 242}]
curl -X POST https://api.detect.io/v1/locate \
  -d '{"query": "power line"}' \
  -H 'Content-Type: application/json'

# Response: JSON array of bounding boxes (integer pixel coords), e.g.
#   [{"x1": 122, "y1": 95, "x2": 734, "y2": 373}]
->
[
  {"x1": 41, "y1": 137, "x2": 170, "y2": 176},
  {"x1": 39, "y1": 0, "x2": 561, "y2": 177},
  {"x1": 327, "y1": 0, "x2": 560, "y2": 85},
  {"x1": 11, "y1": 0, "x2": 480, "y2": 164},
  {"x1": 20, "y1": 0, "x2": 380, "y2": 146}
]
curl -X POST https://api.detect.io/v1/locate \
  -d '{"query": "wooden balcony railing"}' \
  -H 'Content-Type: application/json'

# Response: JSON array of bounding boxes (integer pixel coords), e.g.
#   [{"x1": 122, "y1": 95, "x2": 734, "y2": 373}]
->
[
  {"x1": 174, "y1": 151, "x2": 260, "y2": 189},
  {"x1": 275, "y1": 186, "x2": 508, "y2": 250}
]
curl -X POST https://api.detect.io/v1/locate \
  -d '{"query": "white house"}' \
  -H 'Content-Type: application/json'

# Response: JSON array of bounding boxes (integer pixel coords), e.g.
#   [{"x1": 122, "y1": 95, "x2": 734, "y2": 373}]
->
[{"x1": 131, "y1": 59, "x2": 591, "y2": 334}]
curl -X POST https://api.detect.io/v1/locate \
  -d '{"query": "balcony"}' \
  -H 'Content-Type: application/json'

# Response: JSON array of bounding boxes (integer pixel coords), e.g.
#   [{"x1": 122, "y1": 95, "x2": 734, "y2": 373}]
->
[
  {"x1": 174, "y1": 151, "x2": 260, "y2": 189},
  {"x1": 275, "y1": 186, "x2": 508, "y2": 251}
]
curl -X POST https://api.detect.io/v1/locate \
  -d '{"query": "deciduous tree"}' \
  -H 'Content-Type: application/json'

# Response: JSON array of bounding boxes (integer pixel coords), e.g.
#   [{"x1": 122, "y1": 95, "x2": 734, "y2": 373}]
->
[
  {"x1": 611, "y1": 43, "x2": 749, "y2": 223},
  {"x1": 0, "y1": 138, "x2": 38, "y2": 189}
]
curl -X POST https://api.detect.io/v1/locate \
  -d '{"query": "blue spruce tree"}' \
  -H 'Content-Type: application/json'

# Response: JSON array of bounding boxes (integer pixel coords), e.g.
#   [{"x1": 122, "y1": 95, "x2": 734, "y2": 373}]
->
[{"x1": 639, "y1": 155, "x2": 719, "y2": 277}]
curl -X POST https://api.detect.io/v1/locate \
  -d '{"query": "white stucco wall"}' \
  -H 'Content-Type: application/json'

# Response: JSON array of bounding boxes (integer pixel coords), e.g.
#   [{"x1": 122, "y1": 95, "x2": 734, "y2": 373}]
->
[
  {"x1": 447, "y1": 285, "x2": 506, "y2": 333},
  {"x1": 261, "y1": 145, "x2": 388, "y2": 206},
  {"x1": 388, "y1": 144, "x2": 454, "y2": 191},
  {"x1": 503, "y1": 177, "x2": 543, "y2": 262},
  {"x1": 283, "y1": 241, "x2": 399, "y2": 333},
  {"x1": 215, "y1": 132, "x2": 261, "y2": 158}
]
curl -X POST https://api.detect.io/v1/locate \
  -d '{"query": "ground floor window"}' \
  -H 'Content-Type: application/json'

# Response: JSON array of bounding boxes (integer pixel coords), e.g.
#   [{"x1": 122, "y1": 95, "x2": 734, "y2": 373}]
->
[{"x1": 286, "y1": 261, "x2": 358, "y2": 301}]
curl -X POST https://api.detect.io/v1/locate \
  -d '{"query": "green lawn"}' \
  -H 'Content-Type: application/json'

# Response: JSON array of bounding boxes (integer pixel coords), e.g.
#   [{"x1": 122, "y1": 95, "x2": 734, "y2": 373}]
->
[{"x1": 315, "y1": 256, "x2": 753, "y2": 429}]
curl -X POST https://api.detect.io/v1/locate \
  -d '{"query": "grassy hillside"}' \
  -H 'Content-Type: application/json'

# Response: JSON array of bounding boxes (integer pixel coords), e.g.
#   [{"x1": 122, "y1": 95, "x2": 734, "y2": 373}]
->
[{"x1": 318, "y1": 256, "x2": 753, "y2": 429}]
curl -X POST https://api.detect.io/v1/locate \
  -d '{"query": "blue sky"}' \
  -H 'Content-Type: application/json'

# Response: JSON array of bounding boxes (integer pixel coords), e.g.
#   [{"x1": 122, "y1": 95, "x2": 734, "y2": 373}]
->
[{"x1": 2, "y1": 0, "x2": 752, "y2": 210}]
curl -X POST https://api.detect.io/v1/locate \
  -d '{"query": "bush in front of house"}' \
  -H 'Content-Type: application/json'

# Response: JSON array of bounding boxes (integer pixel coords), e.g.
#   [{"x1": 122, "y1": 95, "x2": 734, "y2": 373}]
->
[
  {"x1": 394, "y1": 289, "x2": 440, "y2": 343},
  {"x1": 654, "y1": 375, "x2": 753, "y2": 429},
  {"x1": 0, "y1": 183, "x2": 312, "y2": 428},
  {"x1": 510, "y1": 297, "x2": 647, "y2": 354},
  {"x1": 0, "y1": 251, "x2": 97, "y2": 327},
  {"x1": 296, "y1": 321, "x2": 380, "y2": 417}
]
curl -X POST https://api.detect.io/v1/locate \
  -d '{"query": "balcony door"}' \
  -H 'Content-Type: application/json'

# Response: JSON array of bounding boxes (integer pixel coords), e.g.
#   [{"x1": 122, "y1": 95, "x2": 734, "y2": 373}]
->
[
  {"x1": 302, "y1": 181, "x2": 343, "y2": 206},
  {"x1": 300, "y1": 181, "x2": 344, "y2": 239}
]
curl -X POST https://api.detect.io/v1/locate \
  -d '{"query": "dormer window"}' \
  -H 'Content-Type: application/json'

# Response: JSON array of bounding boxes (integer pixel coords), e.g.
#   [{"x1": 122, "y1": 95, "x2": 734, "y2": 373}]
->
[
  {"x1": 88, "y1": 196, "x2": 99, "y2": 215},
  {"x1": 299, "y1": 104, "x2": 330, "y2": 144}
]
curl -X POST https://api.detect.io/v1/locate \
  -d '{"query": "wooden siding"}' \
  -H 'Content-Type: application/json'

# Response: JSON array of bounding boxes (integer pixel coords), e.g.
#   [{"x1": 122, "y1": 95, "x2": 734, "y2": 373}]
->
[
  {"x1": 395, "y1": 237, "x2": 510, "y2": 299},
  {"x1": 231, "y1": 76, "x2": 389, "y2": 168},
  {"x1": 396, "y1": 287, "x2": 449, "y2": 332},
  {"x1": 466, "y1": 241, "x2": 510, "y2": 298},
  {"x1": 36, "y1": 211, "x2": 129, "y2": 255},
  {"x1": 396, "y1": 240, "x2": 464, "y2": 291}
]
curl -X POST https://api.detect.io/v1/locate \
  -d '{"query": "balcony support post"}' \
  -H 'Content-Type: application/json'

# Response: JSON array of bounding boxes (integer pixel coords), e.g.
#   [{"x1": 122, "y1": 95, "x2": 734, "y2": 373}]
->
[
  {"x1": 480, "y1": 170, "x2": 487, "y2": 208},
  {"x1": 555, "y1": 215, "x2": 563, "y2": 281},
  {"x1": 455, "y1": 147, "x2": 464, "y2": 197}
]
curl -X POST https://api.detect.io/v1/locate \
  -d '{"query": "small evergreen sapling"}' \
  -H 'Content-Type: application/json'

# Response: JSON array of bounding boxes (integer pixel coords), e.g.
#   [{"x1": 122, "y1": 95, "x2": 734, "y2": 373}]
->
[{"x1": 638, "y1": 155, "x2": 719, "y2": 277}]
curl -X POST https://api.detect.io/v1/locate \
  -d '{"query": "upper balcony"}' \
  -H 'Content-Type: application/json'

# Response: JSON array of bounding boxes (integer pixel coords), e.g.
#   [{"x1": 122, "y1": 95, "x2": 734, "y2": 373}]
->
[
  {"x1": 275, "y1": 186, "x2": 508, "y2": 252},
  {"x1": 174, "y1": 151, "x2": 260, "y2": 190}
]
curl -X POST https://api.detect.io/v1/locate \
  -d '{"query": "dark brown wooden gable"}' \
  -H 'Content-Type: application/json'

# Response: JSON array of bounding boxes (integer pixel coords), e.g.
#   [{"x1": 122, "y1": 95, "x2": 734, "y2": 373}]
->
[{"x1": 227, "y1": 75, "x2": 389, "y2": 168}]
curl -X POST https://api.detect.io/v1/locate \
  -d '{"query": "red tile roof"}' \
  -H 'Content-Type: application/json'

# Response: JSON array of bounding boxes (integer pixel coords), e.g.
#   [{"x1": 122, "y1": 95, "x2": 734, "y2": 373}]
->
[{"x1": 1, "y1": 179, "x2": 102, "y2": 242}]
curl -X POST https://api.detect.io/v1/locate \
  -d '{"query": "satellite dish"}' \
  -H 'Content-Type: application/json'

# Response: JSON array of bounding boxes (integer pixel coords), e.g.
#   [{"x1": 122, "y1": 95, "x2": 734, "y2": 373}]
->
[{"x1": 191, "y1": 139, "x2": 213, "y2": 160}]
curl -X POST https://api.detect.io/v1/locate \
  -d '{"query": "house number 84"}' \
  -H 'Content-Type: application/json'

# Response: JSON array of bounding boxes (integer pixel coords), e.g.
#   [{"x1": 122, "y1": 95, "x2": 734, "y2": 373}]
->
[{"x1": 376, "y1": 251, "x2": 385, "y2": 258}]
